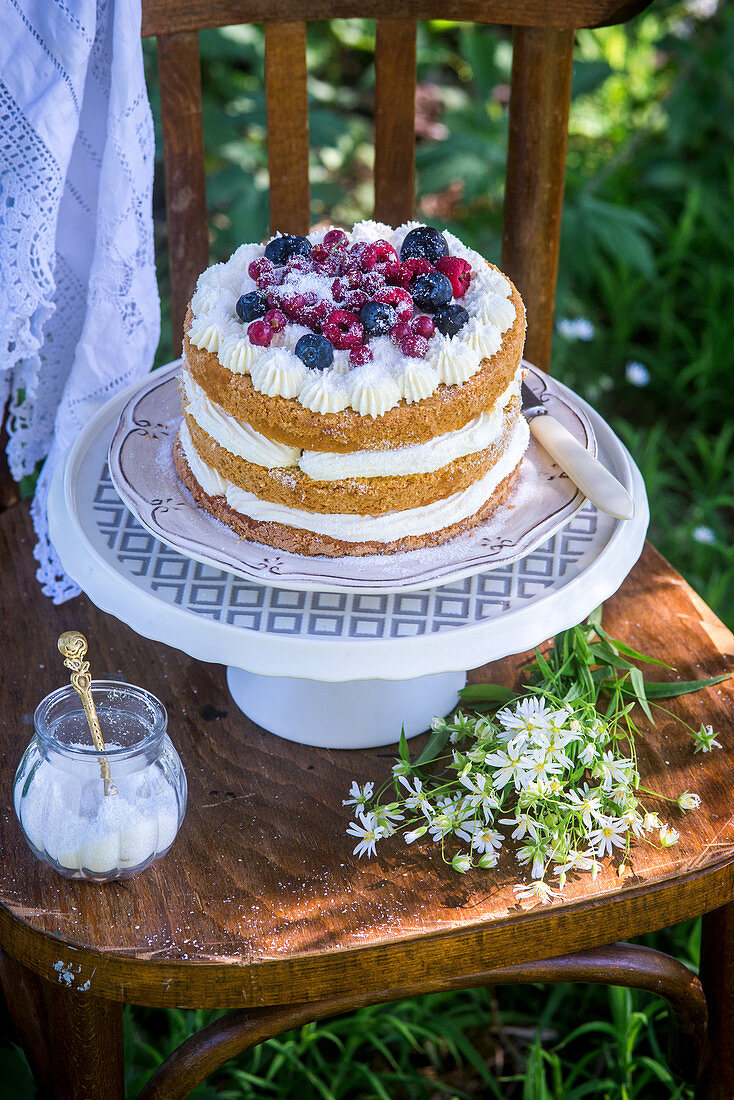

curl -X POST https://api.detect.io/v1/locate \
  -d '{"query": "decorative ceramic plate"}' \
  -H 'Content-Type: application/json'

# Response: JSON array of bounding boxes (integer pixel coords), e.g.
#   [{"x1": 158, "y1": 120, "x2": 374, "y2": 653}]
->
[{"x1": 107, "y1": 361, "x2": 601, "y2": 594}]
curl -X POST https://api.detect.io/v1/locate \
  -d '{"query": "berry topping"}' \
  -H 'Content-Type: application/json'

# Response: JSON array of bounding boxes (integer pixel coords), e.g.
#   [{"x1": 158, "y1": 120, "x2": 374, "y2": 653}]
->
[
  {"x1": 433, "y1": 303, "x2": 470, "y2": 337},
  {"x1": 248, "y1": 320, "x2": 273, "y2": 346},
  {"x1": 278, "y1": 292, "x2": 306, "y2": 318},
  {"x1": 362, "y1": 239, "x2": 399, "y2": 270},
  {"x1": 400, "y1": 333, "x2": 429, "y2": 358},
  {"x1": 412, "y1": 315, "x2": 436, "y2": 339},
  {"x1": 264, "y1": 233, "x2": 312, "y2": 265},
  {"x1": 349, "y1": 345, "x2": 373, "y2": 368},
  {"x1": 264, "y1": 308, "x2": 287, "y2": 332},
  {"x1": 374, "y1": 286, "x2": 413, "y2": 321},
  {"x1": 299, "y1": 298, "x2": 332, "y2": 331},
  {"x1": 236, "y1": 291, "x2": 269, "y2": 322},
  {"x1": 412, "y1": 271, "x2": 453, "y2": 312},
  {"x1": 295, "y1": 333, "x2": 334, "y2": 371},
  {"x1": 360, "y1": 270, "x2": 387, "y2": 296},
  {"x1": 248, "y1": 257, "x2": 274, "y2": 283},
  {"x1": 436, "y1": 256, "x2": 472, "y2": 298},
  {"x1": 343, "y1": 288, "x2": 370, "y2": 313},
  {"x1": 286, "y1": 254, "x2": 315, "y2": 275},
  {"x1": 389, "y1": 320, "x2": 413, "y2": 345},
  {"x1": 360, "y1": 301, "x2": 397, "y2": 337},
  {"x1": 322, "y1": 309, "x2": 365, "y2": 350},
  {"x1": 400, "y1": 225, "x2": 449, "y2": 264},
  {"x1": 323, "y1": 228, "x2": 349, "y2": 250}
]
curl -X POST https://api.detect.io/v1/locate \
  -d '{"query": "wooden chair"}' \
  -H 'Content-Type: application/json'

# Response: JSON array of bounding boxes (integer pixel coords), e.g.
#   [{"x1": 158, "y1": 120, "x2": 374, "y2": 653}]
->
[{"x1": 1, "y1": 3, "x2": 734, "y2": 1097}]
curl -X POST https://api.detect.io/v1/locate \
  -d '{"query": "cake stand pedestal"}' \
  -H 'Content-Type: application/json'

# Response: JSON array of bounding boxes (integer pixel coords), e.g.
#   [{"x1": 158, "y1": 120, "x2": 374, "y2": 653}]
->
[{"x1": 48, "y1": 372, "x2": 648, "y2": 749}]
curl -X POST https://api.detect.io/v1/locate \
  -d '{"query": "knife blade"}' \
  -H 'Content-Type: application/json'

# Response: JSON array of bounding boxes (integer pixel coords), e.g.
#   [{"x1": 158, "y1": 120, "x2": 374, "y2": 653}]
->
[{"x1": 521, "y1": 380, "x2": 634, "y2": 520}]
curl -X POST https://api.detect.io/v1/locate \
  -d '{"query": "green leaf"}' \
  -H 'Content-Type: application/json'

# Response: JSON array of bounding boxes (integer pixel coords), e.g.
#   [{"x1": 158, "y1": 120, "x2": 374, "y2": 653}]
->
[
  {"x1": 627, "y1": 673, "x2": 731, "y2": 698},
  {"x1": 629, "y1": 666, "x2": 654, "y2": 723},
  {"x1": 415, "y1": 726, "x2": 450, "y2": 766},
  {"x1": 398, "y1": 726, "x2": 410, "y2": 763},
  {"x1": 458, "y1": 683, "x2": 515, "y2": 704}
]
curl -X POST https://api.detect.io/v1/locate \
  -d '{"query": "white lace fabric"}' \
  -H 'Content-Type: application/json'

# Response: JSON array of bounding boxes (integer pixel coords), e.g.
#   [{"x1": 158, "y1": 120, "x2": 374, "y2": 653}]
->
[{"x1": 0, "y1": 0, "x2": 160, "y2": 602}]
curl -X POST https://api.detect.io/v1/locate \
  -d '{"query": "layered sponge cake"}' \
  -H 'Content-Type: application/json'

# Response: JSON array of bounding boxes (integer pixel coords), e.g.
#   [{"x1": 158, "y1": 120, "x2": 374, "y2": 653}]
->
[{"x1": 175, "y1": 220, "x2": 528, "y2": 556}]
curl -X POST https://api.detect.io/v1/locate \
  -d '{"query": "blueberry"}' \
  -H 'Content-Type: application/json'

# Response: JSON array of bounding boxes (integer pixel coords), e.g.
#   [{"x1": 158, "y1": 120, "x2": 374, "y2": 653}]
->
[
  {"x1": 411, "y1": 272, "x2": 453, "y2": 312},
  {"x1": 295, "y1": 333, "x2": 334, "y2": 371},
  {"x1": 359, "y1": 301, "x2": 397, "y2": 337},
  {"x1": 264, "y1": 234, "x2": 312, "y2": 265},
  {"x1": 433, "y1": 303, "x2": 470, "y2": 337},
  {"x1": 400, "y1": 226, "x2": 449, "y2": 264},
  {"x1": 236, "y1": 291, "x2": 268, "y2": 323}
]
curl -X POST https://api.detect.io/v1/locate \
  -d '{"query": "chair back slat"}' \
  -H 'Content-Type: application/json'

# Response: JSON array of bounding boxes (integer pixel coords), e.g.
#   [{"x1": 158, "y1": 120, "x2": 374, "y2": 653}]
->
[
  {"x1": 374, "y1": 18, "x2": 417, "y2": 227},
  {"x1": 157, "y1": 30, "x2": 210, "y2": 354},
  {"x1": 501, "y1": 26, "x2": 574, "y2": 372},
  {"x1": 265, "y1": 22, "x2": 311, "y2": 235}
]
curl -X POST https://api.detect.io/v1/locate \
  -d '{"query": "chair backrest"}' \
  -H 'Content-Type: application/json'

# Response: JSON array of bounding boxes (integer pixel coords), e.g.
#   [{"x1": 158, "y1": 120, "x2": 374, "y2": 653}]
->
[{"x1": 143, "y1": 1, "x2": 653, "y2": 372}]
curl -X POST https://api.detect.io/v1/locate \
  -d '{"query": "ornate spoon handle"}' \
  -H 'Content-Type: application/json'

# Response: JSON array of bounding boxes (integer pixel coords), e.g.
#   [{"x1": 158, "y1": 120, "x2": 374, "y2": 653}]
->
[{"x1": 57, "y1": 631, "x2": 117, "y2": 795}]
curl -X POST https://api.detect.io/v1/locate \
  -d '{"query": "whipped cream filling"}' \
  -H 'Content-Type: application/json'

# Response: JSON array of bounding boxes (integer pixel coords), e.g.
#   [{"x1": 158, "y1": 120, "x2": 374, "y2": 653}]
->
[
  {"x1": 182, "y1": 366, "x2": 521, "y2": 479},
  {"x1": 299, "y1": 372, "x2": 521, "y2": 480},
  {"x1": 179, "y1": 416, "x2": 529, "y2": 544},
  {"x1": 187, "y1": 220, "x2": 518, "y2": 417},
  {"x1": 182, "y1": 368, "x2": 300, "y2": 468}
]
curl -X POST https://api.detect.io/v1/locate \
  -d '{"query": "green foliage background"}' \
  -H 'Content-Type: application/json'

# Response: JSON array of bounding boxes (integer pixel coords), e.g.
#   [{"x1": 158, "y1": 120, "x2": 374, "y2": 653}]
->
[{"x1": 5, "y1": 4, "x2": 730, "y2": 1099}]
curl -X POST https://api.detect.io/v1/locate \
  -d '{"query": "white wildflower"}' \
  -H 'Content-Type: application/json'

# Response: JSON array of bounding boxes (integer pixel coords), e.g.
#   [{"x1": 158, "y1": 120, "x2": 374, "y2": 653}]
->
[
  {"x1": 593, "y1": 751, "x2": 634, "y2": 792},
  {"x1": 588, "y1": 815, "x2": 627, "y2": 859},
  {"x1": 517, "y1": 839, "x2": 550, "y2": 880},
  {"x1": 659, "y1": 824, "x2": 680, "y2": 848},
  {"x1": 483, "y1": 741, "x2": 528, "y2": 791},
  {"x1": 557, "y1": 317, "x2": 595, "y2": 342},
  {"x1": 451, "y1": 852, "x2": 472, "y2": 874},
  {"x1": 471, "y1": 826, "x2": 504, "y2": 855},
  {"x1": 496, "y1": 697, "x2": 554, "y2": 739},
  {"x1": 499, "y1": 812, "x2": 541, "y2": 841},
  {"x1": 513, "y1": 881, "x2": 564, "y2": 905},
  {"x1": 625, "y1": 360, "x2": 650, "y2": 387},
  {"x1": 678, "y1": 791, "x2": 701, "y2": 811},
  {"x1": 342, "y1": 781, "x2": 374, "y2": 812},
  {"x1": 565, "y1": 787, "x2": 603, "y2": 831},
  {"x1": 397, "y1": 776, "x2": 433, "y2": 819},
  {"x1": 346, "y1": 812, "x2": 387, "y2": 859},
  {"x1": 404, "y1": 826, "x2": 427, "y2": 844},
  {"x1": 691, "y1": 724, "x2": 722, "y2": 753}
]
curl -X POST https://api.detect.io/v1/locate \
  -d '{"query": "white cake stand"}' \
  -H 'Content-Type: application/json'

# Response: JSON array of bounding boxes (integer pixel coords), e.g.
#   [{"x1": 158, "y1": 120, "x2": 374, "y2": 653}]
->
[{"x1": 48, "y1": 370, "x2": 649, "y2": 749}]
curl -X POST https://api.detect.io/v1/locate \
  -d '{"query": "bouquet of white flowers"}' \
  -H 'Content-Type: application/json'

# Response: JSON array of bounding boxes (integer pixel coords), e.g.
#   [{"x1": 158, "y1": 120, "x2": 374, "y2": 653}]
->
[{"x1": 344, "y1": 607, "x2": 728, "y2": 903}]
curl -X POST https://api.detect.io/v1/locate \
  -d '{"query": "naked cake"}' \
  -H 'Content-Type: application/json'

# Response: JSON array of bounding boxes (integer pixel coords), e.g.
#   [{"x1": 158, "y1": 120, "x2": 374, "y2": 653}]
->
[{"x1": 174, "y1": 220, "x2": 528, "y2": 556}]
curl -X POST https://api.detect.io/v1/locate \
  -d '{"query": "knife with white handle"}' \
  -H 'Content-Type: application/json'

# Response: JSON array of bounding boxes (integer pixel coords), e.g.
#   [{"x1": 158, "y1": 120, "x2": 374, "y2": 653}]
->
[{"x1": 522, "y1": 381, "x2": 634, "y2": 520}]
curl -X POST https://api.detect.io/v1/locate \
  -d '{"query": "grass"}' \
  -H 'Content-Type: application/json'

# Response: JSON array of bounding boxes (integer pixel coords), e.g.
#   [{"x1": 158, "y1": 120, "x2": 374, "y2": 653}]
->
[{"x1": 4, "y1": 3, "x2": 732, "y2": 1096}]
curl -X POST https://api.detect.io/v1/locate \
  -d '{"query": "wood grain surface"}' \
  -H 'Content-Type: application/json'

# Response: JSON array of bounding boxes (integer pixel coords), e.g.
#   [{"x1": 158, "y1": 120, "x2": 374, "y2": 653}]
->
[
  {"x1": 142, "y1": 1, "x2": 655, "y2": 38},
  {"x1": 1, "y1": 502, "x2": 733, "y2": 1012},
  {"x1": 374, "y1": 19, "x2": 417, "y2": 227},
  {"x1": 501, "y1": 27, "x2": 574, "y2": 372},
  {"x1": 265, "y1": 22, "x2": 311, "y2": 235}
]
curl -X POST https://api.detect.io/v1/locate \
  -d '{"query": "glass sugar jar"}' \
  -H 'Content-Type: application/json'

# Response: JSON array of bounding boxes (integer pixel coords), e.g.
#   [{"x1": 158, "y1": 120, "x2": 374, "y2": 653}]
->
[{"x1": 14, "y1": 681, "x2": 187, "y2": 881}]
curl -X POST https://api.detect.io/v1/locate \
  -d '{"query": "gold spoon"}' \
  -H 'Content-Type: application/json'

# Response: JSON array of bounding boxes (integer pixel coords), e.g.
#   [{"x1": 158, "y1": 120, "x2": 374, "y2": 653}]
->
[{"x1": 57, "y1": 631, "x2": 117, "y2": 796}]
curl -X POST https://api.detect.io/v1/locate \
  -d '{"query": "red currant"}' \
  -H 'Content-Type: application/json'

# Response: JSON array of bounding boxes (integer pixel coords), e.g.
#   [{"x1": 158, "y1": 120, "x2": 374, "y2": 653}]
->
[
  {"x1": 323, "y1": 228, "x2": 349, "y2": 250},
  {"x1": 400, "y1": 333, "x2": 429, "y2": 358},
  {"x1": 412, "y1": 315, "x2": 436, "y2": 339},
  {"x1": 248, "y1": 320, "x2": 273, "y2": 346},
  {"x1": 389, "y1": 321, "x2": 413, "y2": 345},
  {"x1": 343, "y1": 289, "x2": 370, "y2": 313},
  {"x1": 349, "y1": 345, "x2": 373, "y2": 367},
  {"x1": 264, "y1": 309, "x2": 287, "y2": 332}
]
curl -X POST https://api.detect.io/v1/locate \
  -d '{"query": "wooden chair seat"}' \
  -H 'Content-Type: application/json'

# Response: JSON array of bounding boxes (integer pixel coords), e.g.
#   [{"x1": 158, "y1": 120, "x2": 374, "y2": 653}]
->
[{"x1": 1, "y1": 502, "x2": 733, "y2": 1097}]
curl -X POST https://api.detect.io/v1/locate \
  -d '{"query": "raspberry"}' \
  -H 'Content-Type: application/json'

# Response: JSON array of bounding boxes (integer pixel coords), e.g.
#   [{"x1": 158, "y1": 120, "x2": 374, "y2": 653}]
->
[
  {"x1": 349, "y1": 345, "x2": 373, "y2": 367},
  {"x1": 412, "y1": 315, "x2": 436, "y2": 339},
  {"x1": 360, "y1": 270, "x2": 386, "y2": 296},
  {"x1": 400, "y1": 333, "x2": 429, "y2": 358},
  {"x1": 300, "y1": 300, "x2": 332, "y2": 330},
  {"x1": 248, "y1": 320, "x2": 273, "y2": 346},
  {"x1": 389, "y1": 321, "x2": 413, "y2": 345},
  {"x1": 279, "y1": 293, "x2": 306, "y2": 318},
  {"x1": 362, "y1": 239, "x2": 399, "y2": 271},
  {"x1": 313, "y1": 254, "x2": 343, "y2": 277},
  {"x1": 323, "y1": 228, "x2": 349, "y2": 250},
  {"x1": 264, "y1": 309, "x2": 287, "y2": 332},
  {"x1": 331, "y1": 278, "x2": 347, "y2": 303},
  {"x1": 395, "y1": 257, "x2": 434, "y2": 289},
  {"x1": 436, "y1": 256, "x2": 472, "y2": 299},
  {"x1": 322, "y1": 309, "x2": 364, "y2": 350},
  {"x1": 375, "y1": 286, "x2": 413, "y2": 322},
  {"x1": 348, "y1": 241, "x2": 369, "y2": 265},
  {"x1": 343, "y1": 289, "x2": 370, "y2": 313},
  {"x1": 379, "y1": 260, "x2": 403, "y2": 284}
]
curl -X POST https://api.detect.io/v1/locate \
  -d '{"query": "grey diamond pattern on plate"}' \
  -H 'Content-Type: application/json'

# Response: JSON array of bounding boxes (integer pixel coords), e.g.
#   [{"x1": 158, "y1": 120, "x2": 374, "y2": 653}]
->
[{"x1": 94, "y1": 462, "x2": 599, "y2": 639}]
